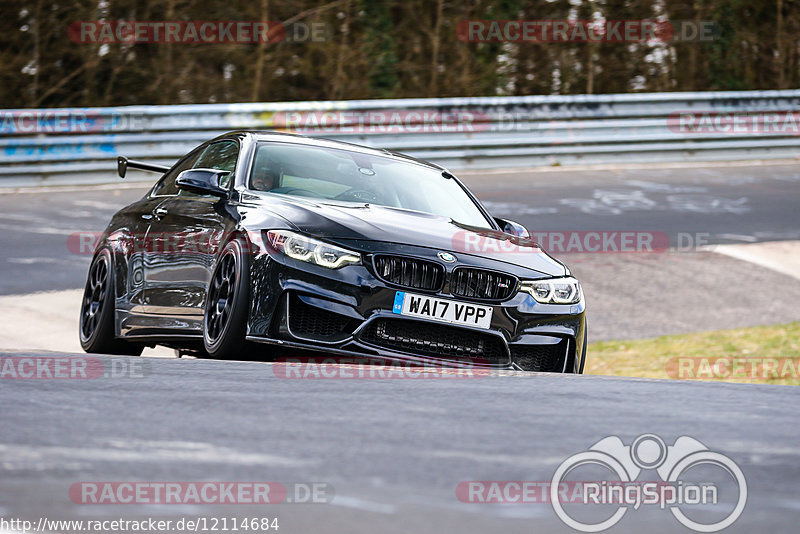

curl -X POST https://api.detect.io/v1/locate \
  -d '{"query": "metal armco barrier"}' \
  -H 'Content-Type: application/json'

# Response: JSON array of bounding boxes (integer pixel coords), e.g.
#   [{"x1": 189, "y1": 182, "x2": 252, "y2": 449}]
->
[{"x1": 1, "y1": 90, "x2": 799, "y2": 186}]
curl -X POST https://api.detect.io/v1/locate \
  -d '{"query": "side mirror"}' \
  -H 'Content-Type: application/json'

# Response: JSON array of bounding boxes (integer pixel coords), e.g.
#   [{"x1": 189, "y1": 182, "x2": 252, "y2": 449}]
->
[
  {"x1": 494, "y1": 217, "x2": 530, "y2": 239},
  {"x1": 176, "y1": 169, "x2": 230, "y2": 198}
]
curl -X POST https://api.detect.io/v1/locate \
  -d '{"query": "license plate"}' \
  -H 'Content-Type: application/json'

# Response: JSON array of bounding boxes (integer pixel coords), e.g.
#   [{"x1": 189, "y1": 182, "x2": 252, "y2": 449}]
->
[{"x1": 392, "y1": 291, "x2": 493, "y2": 329}]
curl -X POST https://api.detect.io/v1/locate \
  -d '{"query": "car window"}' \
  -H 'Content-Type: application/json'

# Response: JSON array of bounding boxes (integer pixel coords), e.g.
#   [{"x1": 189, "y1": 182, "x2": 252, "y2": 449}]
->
[
  {"x1": 164, "y1": 140, "x2": 239, "y2": 199},
  {"x1": 193, "y1": 141, "x2": 239, "y2": 189},
  {"x1": 249, "y1": 142, "x2": 492, "y2": 228},
  {"x1": 151, "y1": 148, "x2": 203, "y2": 197}
]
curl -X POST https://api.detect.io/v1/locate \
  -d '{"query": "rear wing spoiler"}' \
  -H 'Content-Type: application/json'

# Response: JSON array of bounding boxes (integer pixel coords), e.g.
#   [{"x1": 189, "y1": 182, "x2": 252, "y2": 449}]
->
[{"x1": 117, "y1": 156, "x2": 170, "y2": 178}]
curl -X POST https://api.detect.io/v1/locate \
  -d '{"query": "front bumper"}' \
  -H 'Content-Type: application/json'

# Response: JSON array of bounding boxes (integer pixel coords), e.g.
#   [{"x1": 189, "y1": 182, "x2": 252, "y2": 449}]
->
[{"x1": 246, "y1": 245, "x2": 586, "y2": 372}]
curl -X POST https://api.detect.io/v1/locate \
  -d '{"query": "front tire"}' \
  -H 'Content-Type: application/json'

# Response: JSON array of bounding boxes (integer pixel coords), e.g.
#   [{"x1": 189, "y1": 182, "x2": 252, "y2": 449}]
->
[
  {"x1": 203, "y1": 237, "x2": 250, "y2": 359},
  {"x1": 79, "y1": 248, "x2": 143, "y2": 355}
]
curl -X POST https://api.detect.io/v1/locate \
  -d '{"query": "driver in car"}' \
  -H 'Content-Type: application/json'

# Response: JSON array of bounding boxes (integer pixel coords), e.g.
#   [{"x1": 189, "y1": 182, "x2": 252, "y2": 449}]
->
[{"x1": 252, "y1": 168, "x2": 278, "y2": 192}]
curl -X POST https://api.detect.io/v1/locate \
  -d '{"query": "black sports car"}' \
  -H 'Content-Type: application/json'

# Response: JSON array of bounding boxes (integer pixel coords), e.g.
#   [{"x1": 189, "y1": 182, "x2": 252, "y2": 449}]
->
[{"x1": 80, "y1": 131, "x2": 586, "y2": 372}]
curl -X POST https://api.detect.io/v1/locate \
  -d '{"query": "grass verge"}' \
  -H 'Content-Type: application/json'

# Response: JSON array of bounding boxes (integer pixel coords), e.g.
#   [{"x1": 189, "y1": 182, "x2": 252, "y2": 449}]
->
[{"x1": 586, "y1": 322, "x2": 800, "y2": 385}]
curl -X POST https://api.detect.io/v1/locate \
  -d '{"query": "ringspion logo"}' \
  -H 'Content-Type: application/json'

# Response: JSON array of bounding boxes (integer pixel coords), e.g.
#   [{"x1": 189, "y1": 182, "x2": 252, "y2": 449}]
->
[{"x1": 550, "y1": 434, "x2": 746, "y2": 532}]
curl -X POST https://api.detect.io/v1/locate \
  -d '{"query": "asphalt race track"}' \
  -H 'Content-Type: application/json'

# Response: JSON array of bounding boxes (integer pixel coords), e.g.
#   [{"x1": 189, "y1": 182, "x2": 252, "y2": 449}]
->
[
  {"x1": 0, "y1": 353, "x2": 798, "y2": 533},
  {"x1": 1, "y1": 161, "x2": 799, "y2": 533}
]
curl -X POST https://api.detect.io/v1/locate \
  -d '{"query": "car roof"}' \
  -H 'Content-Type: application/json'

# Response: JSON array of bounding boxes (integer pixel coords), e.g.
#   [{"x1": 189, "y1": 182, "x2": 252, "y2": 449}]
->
[{"x1": 215, "y1": 130, "x2": 447, "y2": 172}]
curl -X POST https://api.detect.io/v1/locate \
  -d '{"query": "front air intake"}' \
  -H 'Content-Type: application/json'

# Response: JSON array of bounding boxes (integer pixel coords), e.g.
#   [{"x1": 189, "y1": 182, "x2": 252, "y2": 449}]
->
[{"x1": 360, "y1": 318, "x2": 508, "y2": 364}]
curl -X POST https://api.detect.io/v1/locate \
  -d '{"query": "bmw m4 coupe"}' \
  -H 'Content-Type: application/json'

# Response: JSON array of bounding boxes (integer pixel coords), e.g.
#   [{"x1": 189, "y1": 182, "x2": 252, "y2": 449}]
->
[{"x1": 80, "y1": 131, "x2": 587, "y2": 372}]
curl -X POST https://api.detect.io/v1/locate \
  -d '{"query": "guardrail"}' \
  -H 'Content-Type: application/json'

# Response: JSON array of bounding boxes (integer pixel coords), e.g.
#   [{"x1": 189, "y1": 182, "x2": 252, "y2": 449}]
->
[{"x1": 1, "y1": 90, "x2": 799, "y2": 186}]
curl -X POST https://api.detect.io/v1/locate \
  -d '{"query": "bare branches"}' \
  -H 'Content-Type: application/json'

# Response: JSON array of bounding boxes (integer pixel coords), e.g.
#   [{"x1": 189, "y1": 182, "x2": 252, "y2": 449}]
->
[{"x1": 0, "y1": 0, "x2": 797, "y2": 108}]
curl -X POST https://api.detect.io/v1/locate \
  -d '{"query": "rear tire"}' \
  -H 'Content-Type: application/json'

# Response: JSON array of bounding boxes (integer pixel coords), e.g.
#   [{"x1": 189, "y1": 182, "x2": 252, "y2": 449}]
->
[
  {"x1": 577, "y1": 319, "x2": 587, "y2": 374},
  {"x1": 203, "y1": 237, "x2": 250, "y2": 359},
  {"x1": 79, "y1": 248, "x2": 144, "y2": 356}
]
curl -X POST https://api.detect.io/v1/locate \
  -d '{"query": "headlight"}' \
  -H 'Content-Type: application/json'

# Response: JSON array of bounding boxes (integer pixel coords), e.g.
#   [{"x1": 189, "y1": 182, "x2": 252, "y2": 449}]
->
[
  {"x1": 266, "y1": 230, "x2": 361, "y2": 269},
  {"x1": 519, "y1": 277, "x2": 582, "y2": 304}
]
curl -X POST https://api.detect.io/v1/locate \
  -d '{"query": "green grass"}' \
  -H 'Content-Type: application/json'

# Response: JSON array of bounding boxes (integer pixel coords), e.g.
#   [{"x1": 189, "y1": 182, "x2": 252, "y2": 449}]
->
[{"x1": 586, "y1": 322, "x2": 800, "y2": 385}]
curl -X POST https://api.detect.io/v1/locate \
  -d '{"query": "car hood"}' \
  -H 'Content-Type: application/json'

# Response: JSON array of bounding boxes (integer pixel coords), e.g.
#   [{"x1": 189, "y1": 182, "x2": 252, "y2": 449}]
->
[{"x1": 240, "y1": 192, "x2": 567, "y2": 277}]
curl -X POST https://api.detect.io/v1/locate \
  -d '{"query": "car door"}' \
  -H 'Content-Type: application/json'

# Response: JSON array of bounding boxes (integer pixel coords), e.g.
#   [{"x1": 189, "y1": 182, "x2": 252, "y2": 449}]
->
[
  {"x1": 143, "y1": 140, "x2": 239, "y2": 320},
  {"x1": 110, "y1": 195, "x2": 165, "y2": 314},
  {"x1": 110, "y1": 147, "x2": 201, "y2": 319}
]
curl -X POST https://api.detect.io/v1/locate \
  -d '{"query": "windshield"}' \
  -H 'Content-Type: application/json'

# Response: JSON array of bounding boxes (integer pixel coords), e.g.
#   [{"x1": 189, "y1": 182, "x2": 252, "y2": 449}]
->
[{"x1": 249, "y1": 142, "x2": 492, "y2": 228}]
